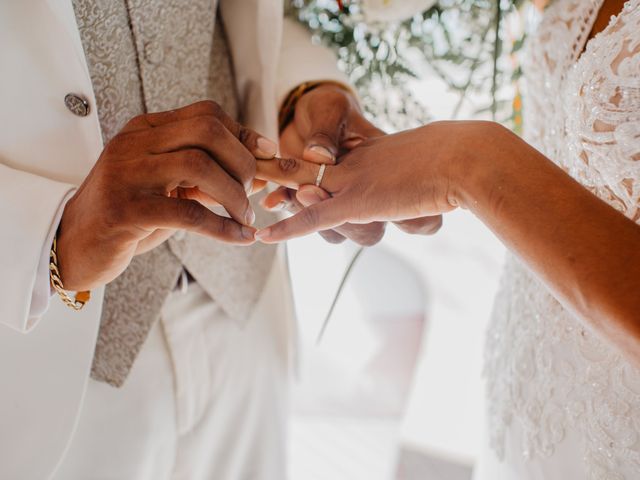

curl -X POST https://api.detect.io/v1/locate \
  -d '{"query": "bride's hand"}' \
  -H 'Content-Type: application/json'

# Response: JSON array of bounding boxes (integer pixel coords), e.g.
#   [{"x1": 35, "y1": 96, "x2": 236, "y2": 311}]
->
[
  {"x1": 254, "y1": 120, "x2": 484, "y2": 242},
  {"x1": 268, "y1": 83, "x2": 443, "y2": 244},
  {"x1": 264, "y1": 116, "x2": 640, "y2": 365}
]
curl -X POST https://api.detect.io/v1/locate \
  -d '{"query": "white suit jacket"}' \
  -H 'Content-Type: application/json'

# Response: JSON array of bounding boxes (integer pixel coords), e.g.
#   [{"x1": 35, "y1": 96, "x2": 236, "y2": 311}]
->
[{"x1": 0, "y1": 1, "x2": 346, "y2": 478}]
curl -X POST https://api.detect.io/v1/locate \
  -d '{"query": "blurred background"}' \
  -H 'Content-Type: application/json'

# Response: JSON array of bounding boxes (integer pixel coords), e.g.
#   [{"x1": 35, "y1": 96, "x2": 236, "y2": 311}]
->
[{"x1": 283, "y1": 1, "x2": 536, "y2": 478}]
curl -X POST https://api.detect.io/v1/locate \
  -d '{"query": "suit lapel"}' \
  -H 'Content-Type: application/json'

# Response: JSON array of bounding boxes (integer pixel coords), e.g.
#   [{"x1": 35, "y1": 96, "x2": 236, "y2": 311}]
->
[
  {"x1": 47, "y1": 0, "x2": 99, "y2": 110},
  {"x1": 220, "y1": 0, "x2": 284, "y2": 140}
]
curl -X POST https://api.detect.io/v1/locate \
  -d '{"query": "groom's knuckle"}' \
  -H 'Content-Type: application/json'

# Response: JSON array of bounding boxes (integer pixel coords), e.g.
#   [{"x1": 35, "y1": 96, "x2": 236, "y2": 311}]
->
[
  {"x1": 212, "y1": 215, "x2": 228, "y2": 235},
  {"x1": 199, "y1": 100, "x2": 223, "y2": 117},
  {"x1": 216, "y1": 216, "x2": 240, "y2": 239},
  {"x1": 237, "y1": 125, "x2": 255, "y2": 146},
  {"x1": 325, "y1": 90, "x2": 349, "y2": 111},
  {"x1": 180, "y1": 201, "x2": 206, "y2": 226},
  {"x1": 197, "y1": 117, "x2": 223, "y2": 140},
  {"x1": 183, "y1": 150, "x2": 210, "y2": 176}
]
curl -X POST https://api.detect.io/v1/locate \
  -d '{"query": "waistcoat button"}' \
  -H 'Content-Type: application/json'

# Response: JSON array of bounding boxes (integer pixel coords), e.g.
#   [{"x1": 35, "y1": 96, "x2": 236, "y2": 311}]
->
[{"x1": 64, "y1": 93, "x2": 90, "y2": 117}]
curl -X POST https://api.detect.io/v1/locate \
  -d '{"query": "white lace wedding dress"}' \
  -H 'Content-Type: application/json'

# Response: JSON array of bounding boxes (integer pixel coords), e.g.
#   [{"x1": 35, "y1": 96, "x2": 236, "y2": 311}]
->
[{"x1": 474, "y1": 1, "x2": 640, "y2": 479}]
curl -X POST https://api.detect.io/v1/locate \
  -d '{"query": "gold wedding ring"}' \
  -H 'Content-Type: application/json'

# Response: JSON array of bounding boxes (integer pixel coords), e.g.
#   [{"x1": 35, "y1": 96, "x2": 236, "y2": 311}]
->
[{"x1": 315, "y1": 163, "x2": 326, "y2": 188}]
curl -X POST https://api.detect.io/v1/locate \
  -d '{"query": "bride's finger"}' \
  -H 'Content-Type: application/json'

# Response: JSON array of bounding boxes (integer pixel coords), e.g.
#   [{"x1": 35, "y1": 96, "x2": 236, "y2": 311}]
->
[
  {"x1": 255, "y1": 197, "x2": 349, "y2": 243},
  {"x1": 261, "y1": 186, "x2": 348, "y2": 243},
  {"x1": 256, "y1": 156, "x2": 338, "y2": 191},
  {"x1": 261, "y1": 186, "x2": 298, "y2": 211}
]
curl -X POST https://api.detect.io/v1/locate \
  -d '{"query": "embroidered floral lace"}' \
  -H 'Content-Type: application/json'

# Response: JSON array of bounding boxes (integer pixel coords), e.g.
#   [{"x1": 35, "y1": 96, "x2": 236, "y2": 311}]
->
[{"x1": 484, "y1": 1, "x2": 640, "y2": 478}]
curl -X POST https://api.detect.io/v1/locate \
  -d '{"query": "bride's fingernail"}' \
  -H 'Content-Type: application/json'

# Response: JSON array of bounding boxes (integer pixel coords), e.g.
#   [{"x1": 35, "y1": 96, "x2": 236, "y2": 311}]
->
[
  {"x1": 245, "y1": 207, "x2": 256, "y2": 226},
  {"x1": 308, "y1": 145, "x2": 335, "y2": 162},
  {"x1": 255, "y1": 228, "x2": 271, "y2": 241},
  {"x1": 264, "y1": 201, "x2": 286, "y2": 212},
  {"x1": 256, "y1": 137, "x2": 278, "y2": 158},
  {"x1": 242, "y1": 226, "x2": 256, "y2": 241}
]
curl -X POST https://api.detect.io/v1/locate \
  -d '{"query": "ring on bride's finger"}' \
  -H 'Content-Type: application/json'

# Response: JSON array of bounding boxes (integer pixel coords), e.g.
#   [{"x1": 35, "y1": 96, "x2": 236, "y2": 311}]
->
[{"x1": 315, "y1": 163, "x2": 326, "y2": 188}]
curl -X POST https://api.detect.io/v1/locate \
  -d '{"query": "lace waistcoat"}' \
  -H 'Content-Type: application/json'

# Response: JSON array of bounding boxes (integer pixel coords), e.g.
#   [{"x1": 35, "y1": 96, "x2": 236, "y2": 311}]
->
[{"x1": 484, "y1": 1, "x2": 640, "y2": 478}]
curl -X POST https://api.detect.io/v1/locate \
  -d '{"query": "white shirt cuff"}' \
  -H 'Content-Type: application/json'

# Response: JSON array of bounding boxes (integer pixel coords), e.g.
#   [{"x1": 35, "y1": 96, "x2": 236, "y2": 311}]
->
[{"x1": 27, "y1": 190, "x2": 76, "y2": 329}]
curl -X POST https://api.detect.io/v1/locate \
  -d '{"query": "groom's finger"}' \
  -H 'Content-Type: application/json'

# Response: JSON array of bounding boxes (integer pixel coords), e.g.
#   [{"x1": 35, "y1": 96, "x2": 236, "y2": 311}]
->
[
  {"x1": 255, "y1": 198, "x2": 349, "y2": 243},
  {"x1": 256, "y1": 157, "x2": 338, "y2": 191},
  {"x1": 300, "y1": 87, "x2": 351, "y2": 164},
  {"x1": 394, "y1": 216, "x2": 443, "y2": 236},
  {"x1": 123, "y1": 101, "x2": 278, "y2": 159},
  {"x1": 140, "y1": 196, "x2": 256, "y2": 244}
]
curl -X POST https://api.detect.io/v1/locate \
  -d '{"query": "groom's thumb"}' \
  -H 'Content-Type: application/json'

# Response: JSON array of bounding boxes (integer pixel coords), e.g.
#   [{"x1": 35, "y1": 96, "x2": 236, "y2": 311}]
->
[
  {"x1": 302, "y1": 108, "x2": 347, "y2": 165},
  {"x1": 303, "y1": 131, "x2": 340, "y2": 165}
]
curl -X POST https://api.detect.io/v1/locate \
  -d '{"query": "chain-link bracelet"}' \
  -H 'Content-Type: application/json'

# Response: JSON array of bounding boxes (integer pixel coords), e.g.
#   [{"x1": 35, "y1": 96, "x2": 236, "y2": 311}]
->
[{"x1": 49, "y1": 232, "x2": 91, "y2": 311}]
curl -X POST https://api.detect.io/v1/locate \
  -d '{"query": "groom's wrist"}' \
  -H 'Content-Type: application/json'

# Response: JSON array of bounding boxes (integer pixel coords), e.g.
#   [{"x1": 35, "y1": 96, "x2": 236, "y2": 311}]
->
[{"x1": 278, "y1": 80, "x2": 354, "y2": 133}]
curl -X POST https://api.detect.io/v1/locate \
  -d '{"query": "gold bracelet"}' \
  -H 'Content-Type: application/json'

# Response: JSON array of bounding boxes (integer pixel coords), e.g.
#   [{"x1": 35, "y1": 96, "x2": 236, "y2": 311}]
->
[
  {"x1": 278, "y1": 81, "x2": 353, "y2": 133},
  {"x1": 49, "y1": 233, "x2": 91, "y2": 311}
]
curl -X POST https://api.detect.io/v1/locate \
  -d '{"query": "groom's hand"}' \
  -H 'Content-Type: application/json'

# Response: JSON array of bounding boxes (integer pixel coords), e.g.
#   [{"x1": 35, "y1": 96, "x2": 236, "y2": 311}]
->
[
  {"x1": 57, "y1": 101, "x2": 277, "y2": 291},
  {"x1": 267, "y1": 84, "x2": 443, "y2": 244}
]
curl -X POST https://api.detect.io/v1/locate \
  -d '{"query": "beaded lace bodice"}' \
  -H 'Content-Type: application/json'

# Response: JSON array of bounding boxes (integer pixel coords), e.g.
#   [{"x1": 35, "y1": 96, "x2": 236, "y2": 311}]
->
[{"x1": 484, "y1": 1, "x2": 640, "y2": 478}]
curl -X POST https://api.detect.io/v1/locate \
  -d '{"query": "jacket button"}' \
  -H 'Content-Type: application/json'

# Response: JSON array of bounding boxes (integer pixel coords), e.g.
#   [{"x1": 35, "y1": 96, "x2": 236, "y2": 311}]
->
[{"x1": 64, "y1": 93, "x2": 90, "y2": 117}]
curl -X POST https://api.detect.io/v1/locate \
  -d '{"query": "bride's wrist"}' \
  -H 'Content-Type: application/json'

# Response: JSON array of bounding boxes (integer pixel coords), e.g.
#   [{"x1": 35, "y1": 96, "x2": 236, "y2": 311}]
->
[{"x1": 450, "y1": 121, "x2": 516, "y2": 213}]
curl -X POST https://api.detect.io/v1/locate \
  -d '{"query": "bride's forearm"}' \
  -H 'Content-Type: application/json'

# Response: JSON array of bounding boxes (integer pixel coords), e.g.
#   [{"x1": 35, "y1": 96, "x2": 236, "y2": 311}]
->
[{"x1": 454, "y1": 122, "x2": 640, "y2": 361}]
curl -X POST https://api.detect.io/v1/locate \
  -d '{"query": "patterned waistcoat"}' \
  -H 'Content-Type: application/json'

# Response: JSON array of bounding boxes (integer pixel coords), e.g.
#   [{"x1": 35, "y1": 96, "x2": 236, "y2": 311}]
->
[{"x1": 72, "y1": 0, "x2": 277, "y2": 387}]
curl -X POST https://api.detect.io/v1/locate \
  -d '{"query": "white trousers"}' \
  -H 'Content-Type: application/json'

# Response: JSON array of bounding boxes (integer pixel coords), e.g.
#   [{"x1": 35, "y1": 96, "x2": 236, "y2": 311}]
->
[{"x1": 54, "y1": 259, "x2": 293, "y2": 480}]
